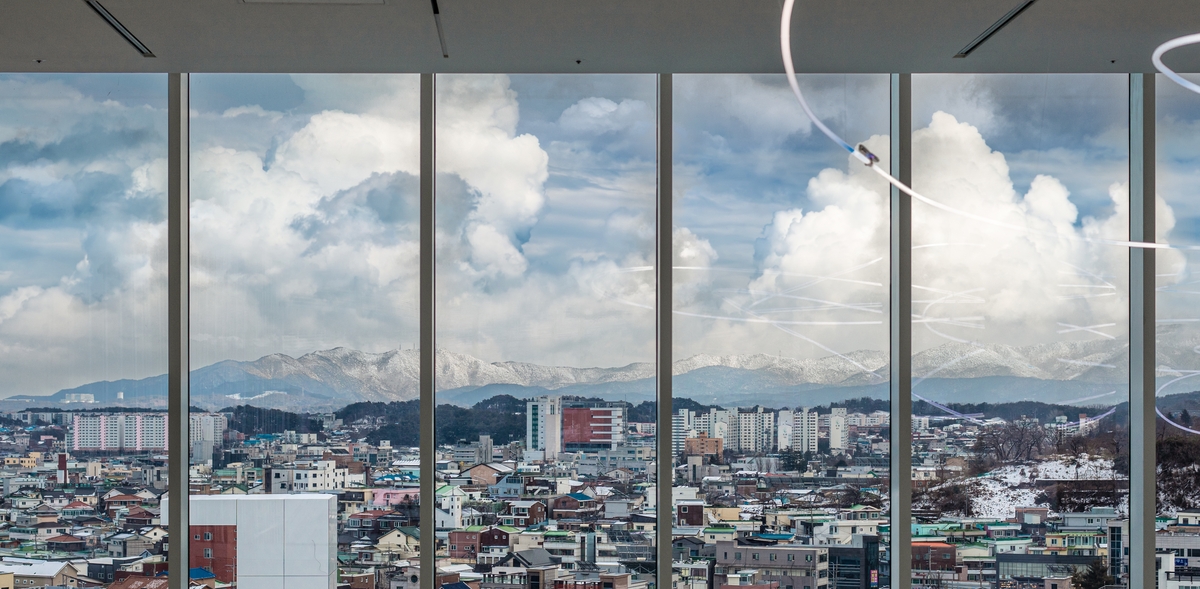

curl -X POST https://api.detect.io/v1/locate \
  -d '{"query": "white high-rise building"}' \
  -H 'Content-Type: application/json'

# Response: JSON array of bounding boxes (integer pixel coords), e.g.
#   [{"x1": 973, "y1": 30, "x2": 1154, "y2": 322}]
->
[
  {"x1": 735, "y1": 407, "x2": 775, "y2": 454},
  {"x1": 190, "y1": 413, "x2": 228, "y2": 465},
  {"x1": 694, "y1": 409, "x2": 734, "y2": 446},
  {"x1": 190, "y1": 413, "x2": 227, "y2": 444},
  {"x1": 673, "y1": 409, "x2": 695, "y2": 460},
  {"x1": 829, "y1": 407, "x2": 849, "y2": 452},
  {"x1": 526, "y1": 396, "x2": 562, "y2": 460},
  {"x1": 777, "y1": 410, "x2": 793, "y2": 451},
  {"x1": 71, "y1": 413, "x2": 168, "y2": 452},
  {"x1": 792, "y1": 408, "x2": 819, "y2": 454}
]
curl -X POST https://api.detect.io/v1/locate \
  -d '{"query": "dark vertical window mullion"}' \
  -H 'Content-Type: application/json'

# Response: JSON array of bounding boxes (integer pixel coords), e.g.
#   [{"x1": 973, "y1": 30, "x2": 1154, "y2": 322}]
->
[
  {"x1": 1129, "y1": 72, "x2": 1156, "y2": 589},
  {"x1": 420, "y1": 72, "x2": 437, "y2": 589},
  {"x1": 167, "y1": 72, "x2": 191, "y2": 589},
  {"x1": 889, "y1": 72, "x2": 912, "y2": 589},
  {"x1": 656, "y1": 72, "x2": 674, "y2": 583}
]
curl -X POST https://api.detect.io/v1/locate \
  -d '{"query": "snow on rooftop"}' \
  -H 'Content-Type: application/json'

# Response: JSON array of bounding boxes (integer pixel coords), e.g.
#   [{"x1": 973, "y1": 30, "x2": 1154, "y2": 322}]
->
[{"x1": 924, "y1": 454, "x2": 1125, "y2": 520}]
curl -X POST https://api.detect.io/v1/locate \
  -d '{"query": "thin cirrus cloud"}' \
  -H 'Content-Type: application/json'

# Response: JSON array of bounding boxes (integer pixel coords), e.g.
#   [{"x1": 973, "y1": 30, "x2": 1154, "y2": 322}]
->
[{"x1": 3, "y1": 73, "x2": 1200, "y2": 398}]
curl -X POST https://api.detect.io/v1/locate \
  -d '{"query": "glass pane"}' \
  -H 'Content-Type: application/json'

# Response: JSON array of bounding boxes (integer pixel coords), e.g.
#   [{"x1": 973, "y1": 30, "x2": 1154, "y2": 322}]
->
[
  {"x1": 435, "y1": 74, "x2": 658, "y2": 582},
  {"x1": 189, "y1": 74, "x2": 421, "y2": 587},
  {"x1": 672, "y1": 74, "x2": 890, "y2": 589},
  {"x1": 1156, "y1": 73, "x2": 1200, "y2": 578},
  {"x1": 0, "y1": 73, "x2": 168, "y2": 574},
  {"x1": 912, "y1": 74, "x2": 1129, "y2": 587}
]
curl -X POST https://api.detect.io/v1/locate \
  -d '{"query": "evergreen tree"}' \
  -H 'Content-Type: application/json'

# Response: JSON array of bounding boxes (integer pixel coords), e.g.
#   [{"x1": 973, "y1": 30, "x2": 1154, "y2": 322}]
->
[{"x1": 1070, "y1": 559, "x2": 1115, "y2": 589}]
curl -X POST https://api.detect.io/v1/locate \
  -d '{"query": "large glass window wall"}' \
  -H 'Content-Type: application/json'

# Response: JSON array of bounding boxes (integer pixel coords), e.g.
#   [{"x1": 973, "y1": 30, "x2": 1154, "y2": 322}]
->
[
  {"x1": 1156, "y1": 72, "x2": 1200, "y2": 578},
  {"x1": 188, "y1": 74, "x2": 421, "y2": 589},
  {"x1": 434, "y1": 74, "x2": 659, "y2": 583},
  {"x1": 0, "y1": 73, "x2": 169, "y2": 581},
  {"x1": 671, "y1": 74, "x2": 890, "y2": 589},
  {"x1": 0, "y1": 71, "x2": 1187, "y2": 589},
  {"x1": 911, "y1": 74, "x2": 1130, "y2": 587}
]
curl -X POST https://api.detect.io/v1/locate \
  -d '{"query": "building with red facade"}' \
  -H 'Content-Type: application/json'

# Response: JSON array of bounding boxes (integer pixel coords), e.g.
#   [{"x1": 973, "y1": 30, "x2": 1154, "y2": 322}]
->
[{"x1": 562, "y1": 401, "x2": 626, "y2": 452}]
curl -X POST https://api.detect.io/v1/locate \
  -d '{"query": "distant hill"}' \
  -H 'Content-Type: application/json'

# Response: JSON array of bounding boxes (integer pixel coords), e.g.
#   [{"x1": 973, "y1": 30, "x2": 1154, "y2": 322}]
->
[{"x1": 28, "y1": 328, "x2": 1200, "y2": 412}]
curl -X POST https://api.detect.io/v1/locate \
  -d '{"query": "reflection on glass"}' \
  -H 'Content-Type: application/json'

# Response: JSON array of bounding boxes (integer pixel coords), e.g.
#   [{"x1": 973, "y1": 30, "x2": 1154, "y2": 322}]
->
[
  {"x1": 911, "y1": 74, "x2": 1129, "y2": 587},
  {"x1": 435, "y1": 74, "x2": 658, "y2": 586},
  {"x1": 671, "y1": 74, "x2": 890, "y2": 589},
  {"x1": 1155, "y1": 73, "x2": 1200, "y2": 580},
  {"x1": 0, "y1": 74, "x2": 168, "y2": 580},
  {"x1": 189, "y1": 74, "x2": 421, "y2": 588}
]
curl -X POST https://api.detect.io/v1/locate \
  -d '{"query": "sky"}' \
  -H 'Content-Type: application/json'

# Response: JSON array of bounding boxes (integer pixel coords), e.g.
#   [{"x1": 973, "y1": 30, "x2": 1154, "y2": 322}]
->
[
  {"x1": 1156, "y1": 73, "x2": 1200, "y2": 394},
  {"x1": 3, "y1": 73, "x2": 1200, "y2": 396}
]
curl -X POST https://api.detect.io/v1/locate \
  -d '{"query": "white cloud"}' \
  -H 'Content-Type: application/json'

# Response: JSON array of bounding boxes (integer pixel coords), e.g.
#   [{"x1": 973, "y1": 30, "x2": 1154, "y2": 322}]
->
[
  {"x1": 273, "y1": 110, "x2": 419, "y2": 195},
  {"x1": 558, "y1": 97, "x2": 652, "y2": 135},
  {"x1": 10, "y1": 71, "x2": 1200, "y2": 399}
]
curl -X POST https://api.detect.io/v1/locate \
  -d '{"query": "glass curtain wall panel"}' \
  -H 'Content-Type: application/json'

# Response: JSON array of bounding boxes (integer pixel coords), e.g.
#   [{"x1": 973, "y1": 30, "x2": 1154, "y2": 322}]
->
[
  {"x1": 671, "y1": 74, "x2": 890, "y2": 589},
  {"x1": 0, "y1": 73, "x2": 168, "y2": 574},
  {"x1": 189, "y1": 74, "x2": 421, "y2": 588},
  {"x1": 910, "y1": 74, "x2": 1130, "y2": 587},
  {"x1": 435, "y1": 74, "x2": 658, "y2": 578},
  {"x1": 1156, "y1": 73, "x2": 1200, "y2": 561}
]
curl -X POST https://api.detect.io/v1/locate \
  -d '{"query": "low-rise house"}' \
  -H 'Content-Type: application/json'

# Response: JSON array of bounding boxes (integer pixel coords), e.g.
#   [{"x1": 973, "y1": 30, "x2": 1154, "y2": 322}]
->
[
  {"x1": 45, "y1": 533, "x2": 86, "y2": 552},
  {"x1": 0, "y1": 559, "x2": 79, "y2": 587},
  {"x1": 106, "y1": 532, "x2": 154, "y2": 557},
  {"x1": 375, "y1": 526, "x2": 421, "y2": 560},
  {"x1": 501, "y1": 501, "x2": 547, "y2": 528},
  {"x1": 550, "y1": 493, "x2": 599, "y2": 520}
]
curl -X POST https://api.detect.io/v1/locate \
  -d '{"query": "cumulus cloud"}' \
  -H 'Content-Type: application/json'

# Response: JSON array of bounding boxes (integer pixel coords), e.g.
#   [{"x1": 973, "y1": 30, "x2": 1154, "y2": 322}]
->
[
  {"x1": 674, "y1": 101, "x2": 1183, "y2": 362},
  {"x1": 433, "y1": 75, "x2": 660, "y2": 367},
  {"x1": 0, "y1": 75, "x2": 168, "y2": 396},
  {"x1": 435, "y1": 75, "x2": 549, "y2": 282},
  {"x1": 9, "y1": 71, "x2": 1200, "y2": 400},
  {"x1": 188, "y1": 75, "x2": 424, "y2": 366},
  {"x1": 558, "y1": 97, "x2": 653, "y2": 136}
]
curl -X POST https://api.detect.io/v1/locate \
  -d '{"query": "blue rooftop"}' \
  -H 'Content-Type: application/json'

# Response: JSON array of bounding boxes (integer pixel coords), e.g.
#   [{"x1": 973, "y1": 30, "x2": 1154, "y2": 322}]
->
[{"x1": 190, "y1": 568, "x2": 216, "y2": 580}]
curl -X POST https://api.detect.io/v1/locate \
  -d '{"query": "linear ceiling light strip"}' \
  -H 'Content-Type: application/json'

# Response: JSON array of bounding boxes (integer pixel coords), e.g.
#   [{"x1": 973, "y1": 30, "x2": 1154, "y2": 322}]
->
[
  {"x1": 85, "y1": 0, "x2": 155, "y2": 57},
  {"x1": 431, "y1": 0, "x2": 449, "y2": 58},
  {"x1": 953, "y1": 0, "x2": 1038, "y2": 58}
]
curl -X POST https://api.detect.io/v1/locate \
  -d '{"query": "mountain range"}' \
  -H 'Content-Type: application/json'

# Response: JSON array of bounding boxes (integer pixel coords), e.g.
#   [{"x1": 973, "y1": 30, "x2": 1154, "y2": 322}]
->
[{"x1": 10, "y1": 324, "x2": 1195, "y2": 411}]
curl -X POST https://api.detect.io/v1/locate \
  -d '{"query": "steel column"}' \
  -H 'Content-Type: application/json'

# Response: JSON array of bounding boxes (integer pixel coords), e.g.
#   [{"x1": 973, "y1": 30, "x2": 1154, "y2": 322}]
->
[
  {"x1": 167, "y1": 72, "x2": 190, "y2": 589},
  {"x1": 1129, "y1": 72, "x2": 1156, "y2": 589},
  {"x1": 656, "y1": 73, "x2": 675, "y2": 589},
  {"x1": 420, "y1": 72, "x2": 437, "y2": 589},
  {"x1": 889, "y1": 72, "x2": 912, "y2": 589}
]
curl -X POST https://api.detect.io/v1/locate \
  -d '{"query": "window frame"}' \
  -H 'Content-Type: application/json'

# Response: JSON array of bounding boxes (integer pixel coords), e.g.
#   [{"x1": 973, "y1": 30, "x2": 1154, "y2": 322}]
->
[{"x1": 163, "y1": 72, "x2": 1161, "y2": 589}]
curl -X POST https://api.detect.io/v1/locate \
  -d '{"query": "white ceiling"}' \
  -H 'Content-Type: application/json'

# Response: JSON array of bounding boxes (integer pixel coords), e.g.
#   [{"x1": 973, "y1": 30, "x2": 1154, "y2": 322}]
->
[{"x1": 3, "y1": 0, "x2": 1200, "y2": 73}]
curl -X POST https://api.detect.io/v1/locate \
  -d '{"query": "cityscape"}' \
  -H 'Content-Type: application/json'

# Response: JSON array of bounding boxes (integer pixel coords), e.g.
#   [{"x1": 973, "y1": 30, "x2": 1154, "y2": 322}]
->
[{"x1": 0, "y1": 377, "x2": 1194, "y2": 589}]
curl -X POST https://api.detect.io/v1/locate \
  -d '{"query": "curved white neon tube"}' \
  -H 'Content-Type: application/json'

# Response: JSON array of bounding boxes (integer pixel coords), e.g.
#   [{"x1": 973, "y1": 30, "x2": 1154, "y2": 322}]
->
[
  {"x1": 781, "y1": 0, "x2": 1188, "y2": 252},
  {"x1": 1154, "y1": 33, "x2": 1200, "y2": 95},
  {"x1": 1147, "y1": 36, "x2": 1200, "y2": 435}
]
